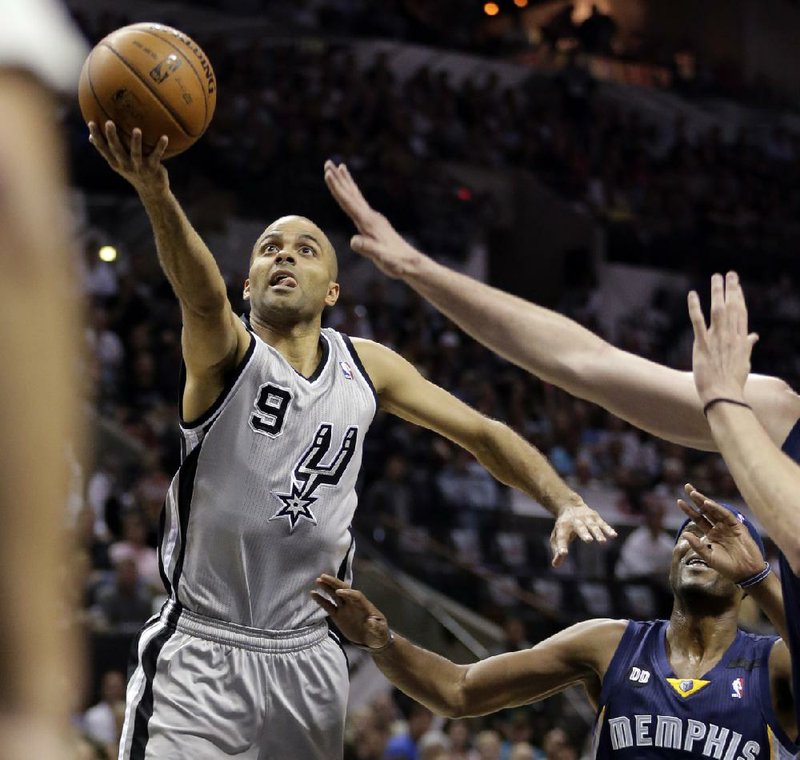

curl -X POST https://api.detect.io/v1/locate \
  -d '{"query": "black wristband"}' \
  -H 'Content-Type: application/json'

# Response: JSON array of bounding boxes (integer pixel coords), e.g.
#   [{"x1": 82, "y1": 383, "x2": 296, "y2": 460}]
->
[
  {"x1": 351, "y1": 629, "x2": 395, "y2": 654},
  {"x1": 702, "y1": 398, "x2": 752, "y2": 417},
  {"x1": 736, "y1": 562, "x2": 771, "y2": 589}
]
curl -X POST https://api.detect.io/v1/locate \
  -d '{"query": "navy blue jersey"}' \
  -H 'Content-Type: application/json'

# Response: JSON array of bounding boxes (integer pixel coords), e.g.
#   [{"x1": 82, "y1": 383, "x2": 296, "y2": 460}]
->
[
  {"x1": 592, "y1": 620, "x2": 796, "y2": 758},
  {"x1": 780, "y1": 418, "x2": 800, "y2": 733}
]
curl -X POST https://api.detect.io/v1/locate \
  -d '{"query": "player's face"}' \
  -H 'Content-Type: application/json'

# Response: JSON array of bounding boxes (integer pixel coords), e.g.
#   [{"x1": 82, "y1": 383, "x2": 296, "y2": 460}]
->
[
  {"x1": 669, "y1": 523, "x2": 740, "y2": 602},
  {"x1": 244, "y1": 216, "x2": 339, "y2": 324}
]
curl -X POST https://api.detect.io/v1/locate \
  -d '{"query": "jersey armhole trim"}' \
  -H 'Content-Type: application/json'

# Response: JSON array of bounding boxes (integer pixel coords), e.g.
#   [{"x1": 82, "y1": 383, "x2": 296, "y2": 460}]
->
[
  {"x1": 756, "y1": 636, "x2": 798, "y2": 751},
  {"x1": 341, "y1": 334, "x2": 379, "y2": 408},
  {"x1": 597, "y1": 619, "x2": 637, "y2": 709},
  {"x1": 179, "y1": 333, "x2": 257, "y2": 431}
]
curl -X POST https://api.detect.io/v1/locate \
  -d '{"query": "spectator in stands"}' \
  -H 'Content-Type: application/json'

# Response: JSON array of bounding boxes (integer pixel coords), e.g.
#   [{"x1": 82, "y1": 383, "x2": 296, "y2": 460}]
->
[
  {"x1": 82, "y1": 670, "x2": 125, "y2": 747},
  {"x1": 108, "y1": 511, "x2": 161, "y2": 592},
  {"x1": 447, "y1": 720, "x2": 479, "y2": 760},
  {"x1": 475, "y1": 730, "x2": 503, "y2": 760},
  {"x1": 614, "y1": 493, "x2": 674, "y2": 580},
  {"x1": 92, "y1": 556, "x2": 152, "y2": 631}
]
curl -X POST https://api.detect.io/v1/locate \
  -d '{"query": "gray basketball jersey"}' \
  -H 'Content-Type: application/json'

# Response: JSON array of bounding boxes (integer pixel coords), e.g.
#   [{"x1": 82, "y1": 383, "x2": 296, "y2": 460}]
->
[{"x1": 159, "y1": 327, "x2": 377, "y2": 631}]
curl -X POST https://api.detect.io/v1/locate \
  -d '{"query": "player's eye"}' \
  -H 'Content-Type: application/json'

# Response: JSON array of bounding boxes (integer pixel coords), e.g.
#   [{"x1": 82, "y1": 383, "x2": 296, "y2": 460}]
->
[
  {"x1": 300, "y1": 246, "x2": 315, "y2": 256},
  {"x1": 262, "y1": 243, "x2": 280, "y2": 254}
]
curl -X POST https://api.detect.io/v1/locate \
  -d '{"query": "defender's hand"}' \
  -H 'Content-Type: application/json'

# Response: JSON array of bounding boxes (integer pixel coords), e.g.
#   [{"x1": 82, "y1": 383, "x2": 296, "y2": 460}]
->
[
  {"x1": 677, "y1": 483, "x2": 764, "y2": 583},
  {"x1": 550, "y1": 502, "x2": 617, "y2": 568},
  {"x1": 323, "y1": 160, "x2": 423, "y2": 278},
  {"x1": 88, "y1": 120, "x2": 169, "y2": 197},
  {"x1": 312, "y1": 574, "x2": 392, "y2": 650},
  {"x1": 687, "y1": 272, "x2": 759, "y2": 405}
]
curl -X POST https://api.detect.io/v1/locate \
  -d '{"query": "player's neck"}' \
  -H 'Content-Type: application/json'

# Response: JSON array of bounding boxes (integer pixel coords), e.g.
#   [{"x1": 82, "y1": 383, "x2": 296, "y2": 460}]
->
[
  {"x1": 251, "y1": 314, "x2": 324, "y2": 377},
  {"x1": 666, "y1": 606, "x2": 739, "y2": 672}
]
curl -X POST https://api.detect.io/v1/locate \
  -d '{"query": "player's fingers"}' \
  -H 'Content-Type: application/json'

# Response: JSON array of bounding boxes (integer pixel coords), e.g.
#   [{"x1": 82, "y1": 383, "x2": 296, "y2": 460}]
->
[
  {"x1": 88, "y1": 122, "x2": 114, "y2": 160},
  {"x1": 725, "y1": 271, "x2": 746, "y2": 335},
  {"x1": 150, "y1": 135, "x2": 169, "y2": 165},
  {"x1": 677, "y1": 498, "x2": 699, "y2": 522},
  {"x1": 709, "y1": 273, "x2": 725, "y2": 330},
  {"x1": 318, "y1": 573, "x2": 348, "y2": 590},
  {"x1": 748, "y1": 332, "x2": 759, "y2": 350},
  {"x1": 104, "y1": 121, "x2": 128, "y2": 165},
  {"x1": 687, "y1": 291, "x2": 708, "y2": 344},
  {"x1": 684, "y1": 531, "x2": 713, "y2": 558},
  {"x1": 691, "y1": 495, "x2": 738, "y2": 527},
  {"x1": 601, "y1": 521, "x2": 618, "y2": 538},
  {"x1": 130, "y1": 129, "x2": 143, "y2": 169},
  {"x1": 588, "y1": 523, "x2": 608, "y2": 543},
  {"x1": 310, "y1": 591, "x2": 337, "y2": 616},
  {"x1": 351, "y1": 235, "x2": 382, "y2": 257}
]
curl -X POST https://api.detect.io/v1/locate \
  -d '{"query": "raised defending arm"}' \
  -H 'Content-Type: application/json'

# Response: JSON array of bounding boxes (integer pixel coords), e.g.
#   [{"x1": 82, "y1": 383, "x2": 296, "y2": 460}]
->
[{"x1": 324, "y1": 161, "x2": 800, "y2": 452}]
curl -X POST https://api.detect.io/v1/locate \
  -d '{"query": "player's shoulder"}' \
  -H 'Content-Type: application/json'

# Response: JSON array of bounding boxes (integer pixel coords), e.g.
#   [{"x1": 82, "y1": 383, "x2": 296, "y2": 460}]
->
[
  {"x1": 746, "y1": 374, "x2": 800, "y2": 444},
  {"x1": 347, "y1": 338, "x2": 408, "y2": 390}
]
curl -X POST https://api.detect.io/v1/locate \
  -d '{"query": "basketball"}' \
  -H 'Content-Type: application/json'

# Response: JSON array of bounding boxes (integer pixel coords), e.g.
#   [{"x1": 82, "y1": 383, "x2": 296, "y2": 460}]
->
[{"x1": 78, "y1": 23, "x2": 217, "y2": 159}]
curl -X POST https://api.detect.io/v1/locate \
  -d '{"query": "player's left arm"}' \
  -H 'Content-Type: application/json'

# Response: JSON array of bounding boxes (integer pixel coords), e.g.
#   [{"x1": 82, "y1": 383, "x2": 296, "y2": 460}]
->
[{"x1": 352, "y1": 338, "x2": 616, "y2": 564}]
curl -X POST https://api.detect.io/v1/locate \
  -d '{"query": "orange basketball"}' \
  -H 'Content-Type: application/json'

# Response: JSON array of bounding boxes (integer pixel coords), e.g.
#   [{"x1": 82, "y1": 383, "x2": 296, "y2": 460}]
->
[{"x1": 78, "y1": 23, "x2": 217, "y2": 159}]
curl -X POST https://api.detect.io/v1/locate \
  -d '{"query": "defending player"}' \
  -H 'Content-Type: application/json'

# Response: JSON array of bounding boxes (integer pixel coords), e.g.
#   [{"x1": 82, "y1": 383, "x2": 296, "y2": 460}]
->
[
  {"x1": 87, "y1": 122, "x2": 614, "y2": 760},
  {"x1": 315, "y1": 486, "x2": 797, "y2": 758}
]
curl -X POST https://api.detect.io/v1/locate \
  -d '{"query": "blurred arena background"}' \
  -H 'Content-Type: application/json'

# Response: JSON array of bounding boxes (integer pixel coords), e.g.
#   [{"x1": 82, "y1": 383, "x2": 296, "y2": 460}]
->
[{"x1": 63, "y1": 1, "x2": 800, "y2": 757}]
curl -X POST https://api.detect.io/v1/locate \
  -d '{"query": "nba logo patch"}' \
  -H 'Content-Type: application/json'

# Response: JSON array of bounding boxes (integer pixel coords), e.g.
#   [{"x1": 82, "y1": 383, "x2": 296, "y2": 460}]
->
[
  {"x1": 731, "y1": 677, "x2": 744, "y2": 699},
  {"x1": 339, "y1": 361, "x2": 354, "y2": 380}
]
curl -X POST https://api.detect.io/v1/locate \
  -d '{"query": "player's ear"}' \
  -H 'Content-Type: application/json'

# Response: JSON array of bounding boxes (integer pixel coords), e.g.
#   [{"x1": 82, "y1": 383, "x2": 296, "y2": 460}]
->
[
  {"x1": 325, "y1": 281, "x2": 339, "y2": 307},
  {"x1": 243, "y1": 278, "x2": 251, "y2": 301}
]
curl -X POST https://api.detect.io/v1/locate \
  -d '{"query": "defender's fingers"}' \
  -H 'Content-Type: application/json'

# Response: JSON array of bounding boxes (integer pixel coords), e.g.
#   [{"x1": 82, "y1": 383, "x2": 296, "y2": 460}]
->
[
  {"x1": 588, "y1": 524, "x2": 608, "y2": 542},
  {"x1": 677, "y1": 498, "x2": 700, "y2": 522},
  {"x1": 104, "y1": 121, "x2": 128, "y2": 163},
  {"x1": 684, "y1": 531, "x2": 714, "y2": 558},
  {"x1": 318, "y1": 573, "x2": 348, "y2": 589},
  {"x1": 692, "y1": 495, "x2": 739, "y2": 527},
  {"x1": 310, "y1": 591, "x2": 338, "y2": 616},
  {"x1": 709, "y1": 273, "x2": 725, "y2": 329},
  {"x1": 150, "y1": 135, "x2": 169, "y2": 164},
  {"x1": 687, "y1": 291, "x2": 708, "y2": 344},
  {"x1": 726, "y1": 271, "x2": 747, "y2": 336}
]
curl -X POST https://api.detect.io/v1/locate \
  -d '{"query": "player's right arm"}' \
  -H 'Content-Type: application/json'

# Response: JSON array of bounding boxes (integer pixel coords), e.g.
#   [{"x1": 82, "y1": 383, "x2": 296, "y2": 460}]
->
[
  {"x1": 89, "y1": 121, "x2": 250, "y2": 419},
  {"x1": 313, "y1": 574, "x2": 624, "y2": 717},
  {"x1": 324, "y1": 161, "x2": 800, "y2": 451}
]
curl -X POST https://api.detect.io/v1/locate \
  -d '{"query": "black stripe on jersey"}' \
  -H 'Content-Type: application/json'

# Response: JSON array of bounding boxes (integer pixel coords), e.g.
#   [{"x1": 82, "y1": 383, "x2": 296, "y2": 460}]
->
[
  {"x1": 171, "y1": 442, "x2": 202, "y2": 600},
  {"x1": 178, "y1": 332, "x2": 256, "y2": 430},
  {"x1": 337, "y1": 529, "x2": 355, "y2": 581},
  {"x1": 327, "y1": 626, "x2": 351, "y2": 673},
  {"x1": 341, "y1": 334, "x2": 378, "y2": 406},
  {"x1": 157, "y1": 505, "x2": 173, "y2": 597},
  {"x1": 128, "y1": 604, "x2": 182, "y2": 760},
  {"x1": 303, "y1": 332, "x2": 330, "y2": 383}
]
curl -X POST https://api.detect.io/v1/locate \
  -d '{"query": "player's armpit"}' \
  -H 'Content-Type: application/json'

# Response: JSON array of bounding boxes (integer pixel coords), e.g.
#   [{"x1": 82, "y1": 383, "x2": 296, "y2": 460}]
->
[{"x1": 180, "y1": 308, "x2": 251, "y2": 422}]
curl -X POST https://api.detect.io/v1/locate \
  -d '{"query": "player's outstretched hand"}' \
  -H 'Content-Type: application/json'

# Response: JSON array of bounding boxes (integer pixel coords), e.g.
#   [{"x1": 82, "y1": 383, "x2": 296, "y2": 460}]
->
[
  {"x1": 88, "y1": 120, "x2": 169, "y2": 197},
  {"x1": 323, "y1": 160, "x2": 422, "y2": 278},
  {"x1": 676, "y1": 483, "x2": 765, "y2": 583},
  {"x1": 687, "y1": 272, "x2": 759, "y2": 406},
  {"x1": 312, "y1": 574, "x2": 392, "y2": 650},
  {"x1": 549, "y1": 502, "x2": 617, "y2": 568}
]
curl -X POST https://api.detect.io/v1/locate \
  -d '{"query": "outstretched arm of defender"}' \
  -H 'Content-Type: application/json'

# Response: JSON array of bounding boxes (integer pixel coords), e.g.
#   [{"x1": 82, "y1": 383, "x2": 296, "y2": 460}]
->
[
  {"x1": 324, "y1": 162, "x2": 800, "y2": 451},
  {"x1": 312, "y1": 574, "x2": 622, "y2": 717},
  {"x1": 89, "y1": 122, "x2": 249, "y2": 392},
  {"x1": 351, "y1": 338, "x2": 616, "y2": 565}
]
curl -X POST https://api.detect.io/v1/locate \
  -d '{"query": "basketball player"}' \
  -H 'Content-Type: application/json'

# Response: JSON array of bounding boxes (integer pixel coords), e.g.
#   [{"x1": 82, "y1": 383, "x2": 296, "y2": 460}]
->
[
  {"x1": 0, "y1": 1, "x2": 86, "y2": 757},
  {"x1": 87, "y1": 121, "x2": 614, "y2": 760},
  {"x1": 315, "y1": 486, "x2": 797, "y2": 758},
  {"x1": 688, "y1": 271, "x2": 800, "y2": 735}
]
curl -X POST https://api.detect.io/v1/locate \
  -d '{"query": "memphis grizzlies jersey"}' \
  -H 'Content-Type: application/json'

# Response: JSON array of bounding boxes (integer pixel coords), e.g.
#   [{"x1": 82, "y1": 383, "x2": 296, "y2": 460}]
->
[
  {"x1": 592, "y1": 620, "x2": 797, "y2": 758},
  {"x1": 780, "y1": 419, "x2": 800, "y2": 731},
  {"x1": 159, "y1": 327, "x2": 376, "y2": 631}
]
